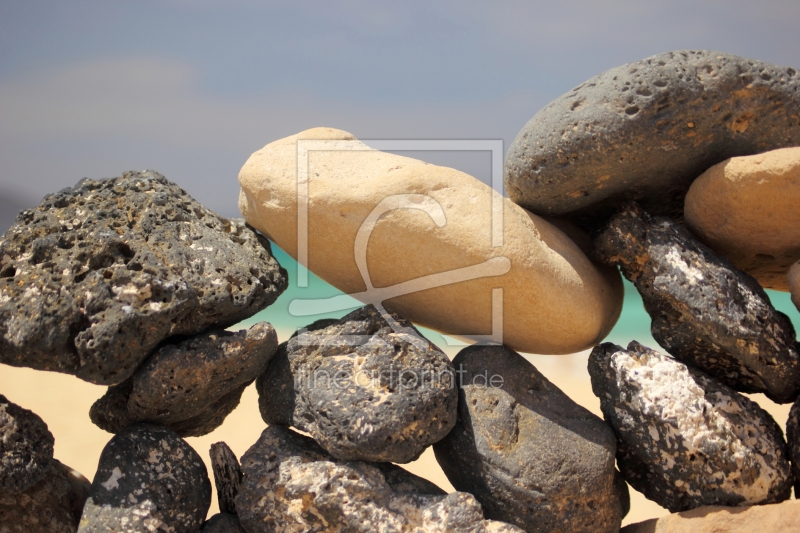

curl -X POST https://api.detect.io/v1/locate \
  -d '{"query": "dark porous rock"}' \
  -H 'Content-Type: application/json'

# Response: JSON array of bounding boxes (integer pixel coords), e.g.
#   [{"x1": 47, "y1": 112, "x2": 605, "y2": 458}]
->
[
  {"x1": 210, "y1": 441, "x2": 242, "y2": 514},
  {"x1": 201, "y1": 513, "x2": 246, "y2": 533},
  {"x1": 90, "y1": 322, "x2": 278, "y2": 437},
  {"x1": 257, "y1": 305, "x2": 458, "y2": 463},
  {"x1": 0, "y1": 394, "x2": 55, "y2": 494},
  {"x1": 505, "y1": 50, "x2": 800, "y2": 225},
  {"x1": 235, "y1": 425, "x2": 524, "y2": 533},
  {"x1": 78, "y1": 423, "x2": 210, "y2": 533},
  {"x1": 589, "y1": 341, "x2": 792, "y2": 512},
  {"x1": 0, "y1": 170, "x2": 288, "y2": 385},
  {"x1": 787, "y1": 399, "x2": 800, "y2": 497},
  {"x1": 0, "y1": 459, "x2": 91, "y2": 533},
  {"x1": 433, "y1": 344, "x2": 625, "y2": 533},
  {"x1": 593, "y1": 203, "x2": 800, "y2": 403}
]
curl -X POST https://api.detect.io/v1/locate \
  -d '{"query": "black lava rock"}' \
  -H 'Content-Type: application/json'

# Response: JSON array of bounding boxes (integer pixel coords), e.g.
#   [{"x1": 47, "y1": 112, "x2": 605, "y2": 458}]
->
[
  {"x1": 0, "y1": 459, "x2": 90, "y2": 533},
  {"x1": 593, "y1": 203, "x2": 800, "y2": 403},
  {"x1": 589, "y1": 341, "x2": 792, "y2": 512},
  {"x1": 787, "y1": 399, "x2": 800, "y2": 497},
  {"x1": 78, "y1": 423, "x2": 210, "y2": 533},
  {"x1": 0, "y1": 170, "x2": 288, "y2": 385},
  {"x1": 90, "y1": 322, "x2": 278, "y2": 437},
  {"x1": 201, "y1": 513, "x2": 246, "y2": 533},
  {"x1": 433, "y1": 344, "x2": 625, "y2": 533},
  {"x1": 257, "y1": 305, "x2": 458, "y2": 463},
  {"x1": 505, "y1": 50, "x2": 800, "y2": 225},
  {"x1": 209, "y1": 441, "x2": 242, "y2": 515},
  {"x1": 0, "y1": 394, "x2": 55, "y2": 494},
  {"x1": 235, "y1": 425, "x2": 524, "y2": 533}
]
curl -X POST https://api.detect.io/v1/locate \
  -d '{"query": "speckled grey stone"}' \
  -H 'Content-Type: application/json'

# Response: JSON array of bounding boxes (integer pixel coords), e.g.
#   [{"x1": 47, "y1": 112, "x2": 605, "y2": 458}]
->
[
  {"x1": 90, "y1": 322, "x2": 278, "y2": 437},
  {"x1": 505, "y1": 50, "x2": 800, "y2": 225},
  {"x1": 210, "y1": 442, "x2": 241, "y2": 515},
  {"x1": 257, "y1": 305, "x2": 458, "y2": 463},
  {"x1": 0, "y1": 170, "x2": 288, "y2": 385},
  {"x1": 201, "y1": 513, "x2": 246, "y2": 533},
  {"x1": 235, "y1": 425, "x2": 524, "y2": 533},
  {"x1": 78, "y1": 423, "x2": 210, "y2": 533},
  {"x1": 0, "y1": 459, "x2": 90, "y2": 533},
  {"x1": 593, "y1": 203, "x2": 800, "y2": 403},
  {"x1": 0, "y1": 394, "x2": 54, "y2": 494},
  {"x1": 433, "y1": 344, "x2": 625, "y2": 533},
  {"x1": 589, "y1": 341, "x2": 792, "y2": 512},
  {"x1": 787, "y1": 399, "x2": 800, "y2": 497}
]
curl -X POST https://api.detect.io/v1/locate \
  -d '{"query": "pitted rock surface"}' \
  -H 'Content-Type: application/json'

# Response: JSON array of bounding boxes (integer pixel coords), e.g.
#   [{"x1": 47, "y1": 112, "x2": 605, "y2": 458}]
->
[
  {"x1": 90, "y1": 322, "x2": 278, "y2": 437},
  {"x1": 505, "y1": 50, "x2": 800, "y2": 225},
  {"x1": 433, "y1": 344, "x2": 625, "y2": 533},
  {"x1": 201, "y1": 513, "x2": 246, "y2": 533},
  {"x1": 593, "y1": 203, "x2": 800, "y2": 403},
  {"x1": 589, "y1": 341, "x2": 792, "y2": 512},
  {"x1": 0, "y1": 394, "x2": 54, "y2": 494},
  {"x1": 787, "y1": 399, "x2": 800, "y2": 496},
  {"x1": 235, "y1": 425, "x2": 525, "y2": 533},
  {"x1": 0, "y1": 170, "x2": 287, "y2": 385},
  {"x1": 209, "y1": 441, "x2": 242, "y2": 514},
  {"x1": 257, "y1": 305, "x2": 458, "y2": 463},
  {"x1": 0, "y1": 459, "x2": 91, "y2": 533},
  {"x1": 78, "y1": 423, "x2": 210, "y2": 533}
]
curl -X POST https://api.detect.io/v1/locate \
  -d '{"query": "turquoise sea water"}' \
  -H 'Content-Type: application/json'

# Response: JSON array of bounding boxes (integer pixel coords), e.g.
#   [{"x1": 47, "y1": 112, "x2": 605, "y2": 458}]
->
[{"x1": 242, "y1": 243, "x2": 800, "y2": 354}]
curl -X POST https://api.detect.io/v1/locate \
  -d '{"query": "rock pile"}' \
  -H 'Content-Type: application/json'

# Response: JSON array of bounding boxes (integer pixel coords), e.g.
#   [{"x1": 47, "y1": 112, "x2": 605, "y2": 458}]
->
[{"x1": 1, "y1": 49, "x2": 799, "y2": 533}]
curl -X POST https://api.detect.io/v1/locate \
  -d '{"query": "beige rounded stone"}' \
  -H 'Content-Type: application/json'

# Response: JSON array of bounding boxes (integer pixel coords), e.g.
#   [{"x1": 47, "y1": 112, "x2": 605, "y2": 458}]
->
[
  {"x1": 790, "y1": 261, "x2": 800, "y2": 311},
  {"x1": 238, "y1": 128, "x2": 622, "y2": 355},
  {"x1": 620, "y1": 500, "x2": 800, "y2": 533},
  {"x1": 685, "y1": 147, "x2": 800, "y2": 291}
]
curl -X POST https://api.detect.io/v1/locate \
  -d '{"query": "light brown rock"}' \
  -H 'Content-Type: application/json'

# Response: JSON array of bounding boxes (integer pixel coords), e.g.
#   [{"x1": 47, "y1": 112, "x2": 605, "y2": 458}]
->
[
  {"x1": 238, "y1": 128, "x2": 623, "y2": 355},
  {"x1": 621, "y1": 500, "x2": 800, "y2": 532},
  {"x1": 790, "y1": 261, "x2": 800, "y2": 311},
  {"x1": 685, "y1": 147, "x2": 800, "y2": 291}
]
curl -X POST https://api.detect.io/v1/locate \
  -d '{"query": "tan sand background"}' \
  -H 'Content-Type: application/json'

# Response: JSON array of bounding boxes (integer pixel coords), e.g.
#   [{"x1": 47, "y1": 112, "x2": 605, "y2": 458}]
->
[{"x1": 0, "y1": 327, "x2": 793, "y2": 527}]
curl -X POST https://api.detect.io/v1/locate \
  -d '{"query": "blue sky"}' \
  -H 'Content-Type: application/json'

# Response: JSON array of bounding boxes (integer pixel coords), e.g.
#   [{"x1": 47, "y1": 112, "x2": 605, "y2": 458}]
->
[{"x1": 1, "y1": 1, "x2": 798, "y2": 341}]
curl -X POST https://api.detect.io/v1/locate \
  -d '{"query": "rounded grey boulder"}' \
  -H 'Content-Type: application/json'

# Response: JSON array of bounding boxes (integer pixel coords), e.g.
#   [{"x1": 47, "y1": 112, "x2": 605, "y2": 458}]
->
[
  {"x1": 90, "y1": 322, "x2": 278, "y2": 437},
  {"x1": 0, "y1": 170, "x2": 287, "y2": 385},
  {"x1": 589, "y1": 341, "x2": 792, "y2": 512},
  {"x1": 505, "y1": 50, "x2": 800, "y2": 224},
  {"x1": 78, "y1": 423, "x2": 211, "y2": 533},
  {"x1": 433, "y1": 344, "x2": 625, "y2": 533},
  {"x1": 257, "y1": 305, "x2": 458, "y2": 463},
  {"x1": 0, "y1": 394, "x2": 55, "y2": 494}
]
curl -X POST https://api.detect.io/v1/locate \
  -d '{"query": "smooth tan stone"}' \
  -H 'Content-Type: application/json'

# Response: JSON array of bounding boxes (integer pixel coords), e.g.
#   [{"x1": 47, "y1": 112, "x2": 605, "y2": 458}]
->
[
  {"x1": 790, "y1": 261, "x2": 800, "y2": 311},
  {"x1": 685, "y1": 147, "x2": 800, "y2": 291},
  {"x1": 621, "y1": 500, "x2": 800, "y2": 533},
  {"x1": 238, "y1": 128, "x2": 623, "y2": 355}
]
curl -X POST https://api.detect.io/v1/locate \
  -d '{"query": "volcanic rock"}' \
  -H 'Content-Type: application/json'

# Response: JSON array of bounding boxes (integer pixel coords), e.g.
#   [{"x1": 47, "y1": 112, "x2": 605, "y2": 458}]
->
[
  {"x1": 589, "y1": 341, "x2": 792, "y2": 512},
  {"x1": 433, "y1": 344, "x2": 625, "y2": 533},
  {"x1": 0, "y1": 170, "x2": 287, "y2": 385},
  {"x1": 621, "y1": 500, "x2": 800, "y2": 533},
  {"x1": 235, "y1": 425, "x2": 525, "y2": 533},
  {"x1": 505, "y1": 50, "x2": 800, "y2": 225},
  {"x1": 239, "y1": 127, "x2": 622, "y2": 356},
  {"x1": 685, "y1": 147, "x2": 800, "y2": 290},
  {"x1": 0, "y1": 459, "x2": 91, "y2": 533},
  {"x1": 90, "y1": 322, "x2": 278, "y2": 437},
  {"x1": 201, "y1": 513, "x2": 246, "y2": 533},
  {"x1": 787, "y1": 398, "x2": 800, "y2": 497},
  {"x1": 257, "y1": 305, "x2": 457, "y2": 463},
  {"x1": 593, "y1": 202, "x2": 800, "y2": 403},
  {"x1": 78, "y1": 424, "x2": 210, "y2": 533},
  {"x1": 0, "y1": 394, "x2": 54, "y2": 494},
  {"x1": 209, "y1": 441, "x2": 242, "y2": 515}
]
